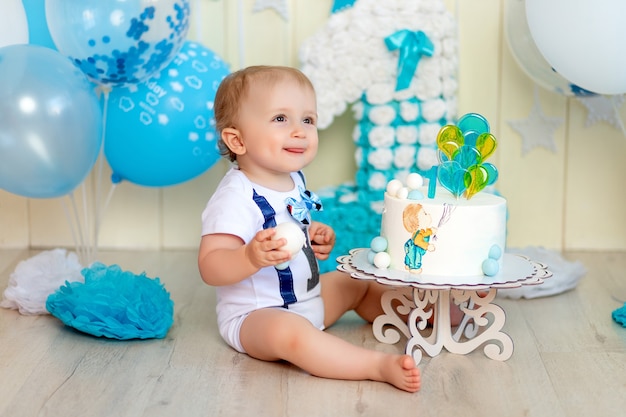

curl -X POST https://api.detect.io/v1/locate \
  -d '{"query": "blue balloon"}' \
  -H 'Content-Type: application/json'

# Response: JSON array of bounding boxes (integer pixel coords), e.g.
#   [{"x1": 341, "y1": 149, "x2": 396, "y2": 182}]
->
[
  {"x1": 104, "y1": 41, "x2": 230, "y2": 187},
  {"x1": 22, "y1": 0, "x2": 57, "y2": 50},
  {"x1": 45, "y1": 0, "x2": 190, "y2": 86},
  {"x1": 0, "y1": 44, "x2": 103, "y2": 198}
]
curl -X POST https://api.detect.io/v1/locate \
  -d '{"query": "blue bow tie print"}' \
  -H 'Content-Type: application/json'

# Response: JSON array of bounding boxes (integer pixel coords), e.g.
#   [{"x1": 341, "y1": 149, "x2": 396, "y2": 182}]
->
[{"x1": 286, "y1": 187, "x2": 322, "y2": 225}]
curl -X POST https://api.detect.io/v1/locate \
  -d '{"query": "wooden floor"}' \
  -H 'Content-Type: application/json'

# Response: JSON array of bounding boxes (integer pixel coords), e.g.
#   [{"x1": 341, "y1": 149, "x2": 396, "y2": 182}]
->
[{"x1": 1, "y1": 249, "x2": 625, "y2": 417}]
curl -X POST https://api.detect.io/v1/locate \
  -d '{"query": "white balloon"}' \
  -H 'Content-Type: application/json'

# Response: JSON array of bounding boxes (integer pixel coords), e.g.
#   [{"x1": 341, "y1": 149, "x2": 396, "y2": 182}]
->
[
  {"x1": 0, "y1": 0, "x2": 29, "y2": 48},
  {"x1": 505, "y1": 0, "x2": 591, "y2": 96},
  {"x1": 526, "y1": 0, "x2": 626, "y2": 95}
]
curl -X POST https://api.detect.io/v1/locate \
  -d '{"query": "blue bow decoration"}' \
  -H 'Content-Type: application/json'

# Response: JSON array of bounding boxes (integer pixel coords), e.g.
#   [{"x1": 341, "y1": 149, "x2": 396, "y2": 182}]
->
[
  {"x1": 384, "y1": 29, "x2": 434, "y2": 91},
  {"x1": 286, "y1": 187, "x2": 322, "y2": 225}
]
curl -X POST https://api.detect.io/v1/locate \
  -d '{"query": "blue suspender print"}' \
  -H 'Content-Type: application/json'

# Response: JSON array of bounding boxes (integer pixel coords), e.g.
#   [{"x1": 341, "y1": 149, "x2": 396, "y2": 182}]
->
[{"x1": 252, "y1": 190, "x2": 297, "y2": 307}]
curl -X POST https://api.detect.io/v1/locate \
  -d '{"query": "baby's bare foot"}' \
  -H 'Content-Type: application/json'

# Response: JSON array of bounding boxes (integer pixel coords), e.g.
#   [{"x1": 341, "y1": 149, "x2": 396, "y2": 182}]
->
[{"x1": 380, "y1": 354, "x2": 421, "y2": 392}]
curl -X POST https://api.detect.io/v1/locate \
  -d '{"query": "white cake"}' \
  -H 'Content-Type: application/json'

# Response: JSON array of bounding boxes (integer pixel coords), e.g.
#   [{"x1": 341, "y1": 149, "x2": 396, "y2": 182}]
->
[{"x1": 369, "y1": 178, "x2": 507, "y2": 278}]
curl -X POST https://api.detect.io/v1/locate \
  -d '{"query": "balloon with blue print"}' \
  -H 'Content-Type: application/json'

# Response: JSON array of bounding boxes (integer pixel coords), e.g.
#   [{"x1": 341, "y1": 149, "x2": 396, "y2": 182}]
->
[
  {"x1": 104, "y1": 41, "x2": 230, "y2": 187},
  {"x1": 0, "y1": 44, "x2": 103, "y2": 198},
  {"x1": 45, "y1": 0, "x2": 190, "y2": 86}
]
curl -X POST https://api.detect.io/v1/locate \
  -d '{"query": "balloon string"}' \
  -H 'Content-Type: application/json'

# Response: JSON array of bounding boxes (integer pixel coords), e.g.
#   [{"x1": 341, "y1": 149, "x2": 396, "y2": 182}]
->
[
  {"x1": 79, "y1": 179, "x2": 92, "y2": 264},
  {"x1": 60, "y1": 195, "x2": 82, "y2": 265},
  {"x1": 93, "y1": 87, "x2": 111, "y2": 262},
  {"x1": 63, "y1": 192, "x2": 87, "y2": 266}
]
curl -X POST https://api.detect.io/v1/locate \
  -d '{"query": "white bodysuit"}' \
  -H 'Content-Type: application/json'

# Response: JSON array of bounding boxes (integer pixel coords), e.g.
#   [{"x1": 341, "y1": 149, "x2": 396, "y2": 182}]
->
[{"x1": 201, "y1": 167, "x2": 324, "y2": 353}]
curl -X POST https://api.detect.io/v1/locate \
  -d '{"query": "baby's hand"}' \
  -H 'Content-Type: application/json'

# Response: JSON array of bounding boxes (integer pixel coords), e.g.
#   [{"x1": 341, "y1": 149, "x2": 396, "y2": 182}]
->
[
  {"x1": 309, "y1": 221, "x2": 335, "y2": 260},
  {"x1": 245, "y1": 229, "x2": 291, "y2": 269}
]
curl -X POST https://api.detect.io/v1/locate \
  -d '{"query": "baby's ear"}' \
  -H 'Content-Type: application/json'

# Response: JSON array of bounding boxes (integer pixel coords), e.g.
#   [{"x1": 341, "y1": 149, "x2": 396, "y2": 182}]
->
[{"x1": 221, "y1": 128, "x2": 246, "y2": 156}]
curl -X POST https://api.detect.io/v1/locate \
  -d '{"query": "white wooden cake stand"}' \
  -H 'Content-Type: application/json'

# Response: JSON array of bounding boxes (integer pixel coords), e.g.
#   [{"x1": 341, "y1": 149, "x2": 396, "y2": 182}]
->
[{"x1": 336, "y1": 249, "x2": 552, "y2": 364}]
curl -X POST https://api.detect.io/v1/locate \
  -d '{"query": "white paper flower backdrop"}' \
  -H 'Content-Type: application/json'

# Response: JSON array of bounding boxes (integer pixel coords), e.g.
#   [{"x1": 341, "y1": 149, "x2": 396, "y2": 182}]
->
[{"x1": 300, "y1": 0, "x2": 458, "y2": 271}]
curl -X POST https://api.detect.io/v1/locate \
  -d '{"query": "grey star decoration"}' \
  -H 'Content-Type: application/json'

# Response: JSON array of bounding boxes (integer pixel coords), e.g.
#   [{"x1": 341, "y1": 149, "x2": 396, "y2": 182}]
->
[
  {"x1": 576, "y1": 94, "x2": 626, "y2": 136},
  {"x1": 508, "y1": 89, "x2": 563, "y2": 155}
]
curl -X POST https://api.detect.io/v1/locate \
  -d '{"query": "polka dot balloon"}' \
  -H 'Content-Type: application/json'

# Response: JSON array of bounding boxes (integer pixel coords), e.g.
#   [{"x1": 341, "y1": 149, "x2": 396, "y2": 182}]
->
[{"x1": 46, "y1": 0, "x2": 190, "y2": 86}]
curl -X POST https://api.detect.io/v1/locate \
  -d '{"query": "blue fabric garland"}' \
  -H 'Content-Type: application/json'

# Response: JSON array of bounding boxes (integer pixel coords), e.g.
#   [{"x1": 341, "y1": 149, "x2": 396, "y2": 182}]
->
[{"x1": 46, "y1": 262, "x2": 174, "y2": 340}]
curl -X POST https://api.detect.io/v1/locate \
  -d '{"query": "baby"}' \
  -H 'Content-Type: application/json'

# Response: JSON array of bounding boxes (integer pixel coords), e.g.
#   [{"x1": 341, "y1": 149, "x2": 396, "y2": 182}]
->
[{"x1": 198, "y1": 65, "x2": 420, "y2": 392}]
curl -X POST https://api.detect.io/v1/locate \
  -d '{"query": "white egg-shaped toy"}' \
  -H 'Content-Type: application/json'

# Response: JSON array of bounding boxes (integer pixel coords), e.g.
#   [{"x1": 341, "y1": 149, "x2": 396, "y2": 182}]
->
[{"x1": 272, "y1": 222, "x2": 306, "y2": 256}]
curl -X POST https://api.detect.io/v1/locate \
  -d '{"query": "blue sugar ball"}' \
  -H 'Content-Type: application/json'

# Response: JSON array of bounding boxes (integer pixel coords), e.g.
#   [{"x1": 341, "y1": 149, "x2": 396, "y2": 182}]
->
[
  {"x1": 482, "y1": 258, "x2": 499, "y2": 277},
  {"x1": 488, "y1": 244, "x2": 502, "y2": 260},
  {"x1": 367, "y1": 250, "x2": 376, "y2": 264},
  {"x1": 407, "y1": 190, "x2": 424, "y2": 200},
  {"x1": 370, "y1": 236, "x2": 388, "y2": 252}
]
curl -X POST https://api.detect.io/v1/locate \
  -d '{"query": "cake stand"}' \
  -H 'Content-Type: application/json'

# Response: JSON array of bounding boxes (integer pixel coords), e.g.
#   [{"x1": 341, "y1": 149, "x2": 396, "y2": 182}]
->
[{"x1": 336, "y1": 249, "x2": 552, "y2": 364}]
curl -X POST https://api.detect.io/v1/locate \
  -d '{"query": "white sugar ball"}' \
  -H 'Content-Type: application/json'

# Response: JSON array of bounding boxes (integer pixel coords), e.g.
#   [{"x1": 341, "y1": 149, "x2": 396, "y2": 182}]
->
[
  {"x1": 272, "y1": 222, "x2": 305, "y2": 256},
  {"x1": 396, "y1": 187, "x2": 409, "y2": 199},
  {"x1": 386, "y1": 179, "x2": 402, "y2": 196},
  {"x1": 373, "y1": 252, "x2": 391, "y2": 269},
  {"x1": 406, "y1": 173, "x2": 424, "y2": 189}
]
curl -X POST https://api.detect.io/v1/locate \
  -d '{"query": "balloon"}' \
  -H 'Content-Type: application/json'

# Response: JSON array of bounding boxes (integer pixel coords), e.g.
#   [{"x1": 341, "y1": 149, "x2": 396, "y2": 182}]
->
[
  {"x1": 0, "y1": 44, "x2": 103, "y2": 198},
  {"x1": 0, "y1": 0, "x2": 29, "y2": 48},
  {"x1": 438, "y1": 161, "x2": 467, "y2": 198},
  {"x1": 475, "y1": 132, "x2": 497, "y2": 161},
  {"x1": 45, "y1": 0, "x2": 190, "y2": 86},
  {"x1": 505, "y1": 0, "x2": 593, "y2": 96},
  {"x1": 104, "y1": 41, "x2": 230, "y2": 187},
  {"x1": 22, "y1": 0, "x2": 57, "y2": 49},
  {"x1": 526, "y1": 0, "x2": 626, "y2": 95},
  {"x1": 436, "y1": 125, "x2": 463, "y2": 160}
]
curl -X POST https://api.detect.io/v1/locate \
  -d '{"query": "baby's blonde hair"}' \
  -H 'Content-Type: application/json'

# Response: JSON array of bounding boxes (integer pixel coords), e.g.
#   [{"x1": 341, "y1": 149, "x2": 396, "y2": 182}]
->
[{"x1": 214, "y1": 65, "x2": 316, "y2": 161}]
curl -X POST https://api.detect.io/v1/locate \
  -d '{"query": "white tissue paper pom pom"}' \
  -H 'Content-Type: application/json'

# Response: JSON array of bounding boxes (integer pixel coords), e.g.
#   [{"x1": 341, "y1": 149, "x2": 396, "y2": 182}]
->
[
  {"x1": 354, "y1": 147, "x2": 364, "y2": 167},
  {"x1": 365, "y1": 83, "x2": 394, "y2": 105},
  {"x1": 396, "y1": 125, "x2": 419, "y2": 145},
  {"x1": 399, "y1": 101, "x2": 420, "y2": 122},
  {"x1": 443, "y1": 78, "x2": 458, "y2": 99},
  {"x1": 422, "y1": 98, "x2": 447, "y2": 122},
  {"x1": 418, "y1": 123, "x2": 441, "y2": 146},
  {"x1": 368, "y1": 126, "x2": 395, "y2": 148},
  {"x1": 0, "y1": 249, "x2": 84, "y2": 315},
  {"x1": 393, "y1": 145, "x2": 417, "y2": 169},
  {"x1": 415, "y1": 77, "x2": 443, "y2": 101},
  {"x1": 368, "y1": 148, "x2": 394, "y2": 170},
  {"x1": 352, "y1": 102, "x2": 364, "y2": 121},
  {"x1": 368, "y1": 172, "x2": 389, "y2": 190},
  {"x1": 393, "y1": 87, "x2": 415, "y2": 102},
  {"x1": 368, "y1": 105, "x2": 396, "y2": 126},
  {"x1": 417, "y1": 147, "x2": 439, "y2": 171}
]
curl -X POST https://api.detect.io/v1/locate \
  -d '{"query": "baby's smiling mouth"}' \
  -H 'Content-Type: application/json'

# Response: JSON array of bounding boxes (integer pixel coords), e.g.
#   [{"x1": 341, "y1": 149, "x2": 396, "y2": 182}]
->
[{"x1": 284, "y1": 147, "x2": 306, "y2": 153}]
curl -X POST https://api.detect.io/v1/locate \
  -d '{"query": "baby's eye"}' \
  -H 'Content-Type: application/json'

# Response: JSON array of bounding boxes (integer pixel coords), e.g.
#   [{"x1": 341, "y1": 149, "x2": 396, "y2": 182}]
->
[
  {"x1": 273, "y1": 115, "x2": 286, "y2": 122},
  {"x1": 303, "y1": 117, "x2": 315, "y2": 125}
]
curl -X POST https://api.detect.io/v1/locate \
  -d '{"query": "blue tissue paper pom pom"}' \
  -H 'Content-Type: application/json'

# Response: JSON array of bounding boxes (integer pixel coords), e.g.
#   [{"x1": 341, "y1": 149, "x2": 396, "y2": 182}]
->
[
  {"x1": 46, "y1": 262, "x2": 174, "y2": 340},
  {"x1": 612, "y1": 303, "x2": 626, "y2": 327}
]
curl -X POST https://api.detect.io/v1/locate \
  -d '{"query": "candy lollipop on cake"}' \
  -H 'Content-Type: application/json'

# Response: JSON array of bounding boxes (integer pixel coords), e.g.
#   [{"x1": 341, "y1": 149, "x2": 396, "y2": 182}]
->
[
  {"x1": 271, "y1": 222, "x2": 306, "y2": 270},
  {"x1": 435, "y1": 113, "x2": 499, "y2": 199}
]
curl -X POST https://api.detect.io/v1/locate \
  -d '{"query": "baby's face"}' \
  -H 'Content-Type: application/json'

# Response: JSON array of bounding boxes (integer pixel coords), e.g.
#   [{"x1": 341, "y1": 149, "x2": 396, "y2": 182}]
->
[{"x1": 235, "y1": 78, "x2": 318, "y2": 183}]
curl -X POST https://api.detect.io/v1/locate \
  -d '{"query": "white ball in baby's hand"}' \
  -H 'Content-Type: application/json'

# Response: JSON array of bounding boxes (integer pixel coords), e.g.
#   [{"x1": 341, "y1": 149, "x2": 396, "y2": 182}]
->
[{"x1": 272, "y1": 222, "x2": 306, "y2": 257}]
